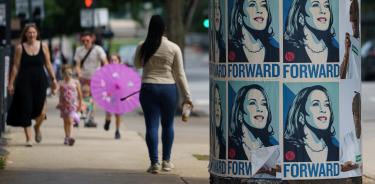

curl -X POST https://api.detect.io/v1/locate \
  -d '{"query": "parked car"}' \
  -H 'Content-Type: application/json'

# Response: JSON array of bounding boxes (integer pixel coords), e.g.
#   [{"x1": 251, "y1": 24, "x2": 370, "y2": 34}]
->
[{"x1": 362, "y1": 40, "x2": 375, "y2": 80}]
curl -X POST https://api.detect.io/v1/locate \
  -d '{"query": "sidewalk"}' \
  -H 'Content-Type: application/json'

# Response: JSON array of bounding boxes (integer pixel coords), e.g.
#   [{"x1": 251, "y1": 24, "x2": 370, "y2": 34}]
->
[
  {"x1": 0, "y1": 96, "x2": 209, "y2": 184},
  {"x1": 3, "y1": 97, "x2": 375, "y2": 183}
]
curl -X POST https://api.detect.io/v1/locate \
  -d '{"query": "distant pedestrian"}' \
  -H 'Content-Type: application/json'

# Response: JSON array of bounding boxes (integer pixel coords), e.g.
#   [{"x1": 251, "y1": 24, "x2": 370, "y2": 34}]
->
[
  {"x1": 52, "y1": 46, "x2": 66, "y2": 81},
  {"x1": 104, "y1": 54, "x2": 125, "y2": 139},
  {"x1": 74, "y1": 31, "x2": 108, "y2": 127},
  {"x1": 7, "y1": 23, "x2": 58, "y2": 147},
  {"x1": 134, "y1": 15, "x2": 193, "y2": 174},
  {"x1": 56, "y1": 65, "x2": 83, "y2": 146}
]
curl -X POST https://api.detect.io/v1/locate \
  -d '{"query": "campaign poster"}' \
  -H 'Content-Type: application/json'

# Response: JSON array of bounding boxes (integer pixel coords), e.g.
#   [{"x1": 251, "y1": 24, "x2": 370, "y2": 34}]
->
[
  {"x1": 283, "y1": 82, "x2": 340, "y2": 179},
  {"x1": 213, "y1": 0, "x2": 227, "y2": 63},
  {"x1": 227, "y1": 81, "x2": 280, "y2": 178},
  {"x1": 209, "y1": 79, "x2": 228, "y2": 176},
  {"x1": 227, "y1": 0, "x2": 280, "y2": 63},
  {"x1": 339, "y1": 0, "x2": 361, "y2": 80},
  {"x1": 210, "y1": 80, "x2": 227, "y2": 160},
  {"x1": 337, "y1": 0, "x2": 362, "y2": 178},
  {"x1": 209, "y1": 0, "x2": 214, "y2": 63},
  {"x1": 283, "y1": 0, "x2": 339, "y2": 63},
  {"x1": 209, "y1": 0, "x2": 361, "y2": 181},
  {"x1": 339, "y1": 79, "x2": 362, "y2": 178}
]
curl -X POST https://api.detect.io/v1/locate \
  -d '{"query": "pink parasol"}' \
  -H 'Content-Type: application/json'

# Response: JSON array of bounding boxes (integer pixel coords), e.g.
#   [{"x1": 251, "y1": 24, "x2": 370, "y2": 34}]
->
[{"x1": 90, "y1": 64, "x2": 141, "y2": 114}]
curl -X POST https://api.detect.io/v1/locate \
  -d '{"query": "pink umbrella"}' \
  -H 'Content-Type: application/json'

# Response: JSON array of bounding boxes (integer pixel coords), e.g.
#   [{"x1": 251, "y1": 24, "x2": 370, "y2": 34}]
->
[{"x1": 90, "y1": 64, "x2": 141, "y2": 114}]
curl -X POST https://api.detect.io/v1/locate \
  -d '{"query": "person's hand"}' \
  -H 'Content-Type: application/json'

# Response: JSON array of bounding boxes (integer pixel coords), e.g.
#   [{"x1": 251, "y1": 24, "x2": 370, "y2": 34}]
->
[
  {"x1": 7, "y1": 84, "x2": 14, "y2": 96},
  {"x1": 256, "y1": 167, "x2": 277, "y2": 176},
  {"x1": 181, "y1": 100, "x2": 193, "y2": 123},
  {"x1": 51, "y1": 79, "x2": 58, "y2": 95},
  {"x1": 77, "y1": 101, "x2": 83, "y2": 112},
  {"x1": 345, "y1": 33, "x2": 351, "y2": 51},
  {"x1": 182, "y1": 100, "x2": 193, "y2": 109},
  {"x1": 341, "y1": 161, "x2": 359, "y2": 172}
]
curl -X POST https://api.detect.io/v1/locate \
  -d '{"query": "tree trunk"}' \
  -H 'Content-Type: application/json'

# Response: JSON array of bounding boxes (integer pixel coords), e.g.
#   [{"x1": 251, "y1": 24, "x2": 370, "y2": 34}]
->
[
  {"x1": 164, "y1": 0, "x2": 185, "y2": 53},
  {"x1": 184, "y1": 0, "x2": 198, "y2": 31}
]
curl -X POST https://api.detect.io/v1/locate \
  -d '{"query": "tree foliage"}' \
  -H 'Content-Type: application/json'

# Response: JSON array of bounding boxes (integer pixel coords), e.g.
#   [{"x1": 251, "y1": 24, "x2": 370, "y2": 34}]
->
[
  {"x1": 43, "y1": 0, "x2": 133, "y2": 36},
  {"x1": 41, "y1": 0, "x2": 201, "y2": 39},
  {"x1": 43, "y1": 0, "x2": 81, "y2": 35}
]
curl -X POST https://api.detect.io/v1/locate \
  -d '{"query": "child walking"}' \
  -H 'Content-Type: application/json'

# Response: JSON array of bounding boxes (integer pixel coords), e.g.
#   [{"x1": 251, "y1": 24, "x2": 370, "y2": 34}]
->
[
  {"x1": 56, "y1": 65, "x2": 83, "y2": 146},
  {"x1": 81, "y1": 84, "x2": 95, "y2": 127}
]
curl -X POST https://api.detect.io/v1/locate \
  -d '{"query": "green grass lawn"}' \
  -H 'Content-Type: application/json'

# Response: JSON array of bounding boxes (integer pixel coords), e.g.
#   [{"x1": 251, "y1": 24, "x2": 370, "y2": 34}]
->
[{"x1": 110, "y1": 37, "x2": 143, "y2": 54}]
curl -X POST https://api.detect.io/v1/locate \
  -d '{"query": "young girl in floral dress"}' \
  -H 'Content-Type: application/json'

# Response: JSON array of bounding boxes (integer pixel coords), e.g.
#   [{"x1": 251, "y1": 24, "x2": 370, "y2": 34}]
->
[{"x1": 56, "y1": 65, "x2": 83, "y2": 146}]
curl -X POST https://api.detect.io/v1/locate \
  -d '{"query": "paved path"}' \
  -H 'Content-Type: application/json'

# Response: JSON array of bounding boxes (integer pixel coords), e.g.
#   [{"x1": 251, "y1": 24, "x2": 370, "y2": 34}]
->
[{"x1": 0, "y1": 96, "x2": 209, "y2": 184}]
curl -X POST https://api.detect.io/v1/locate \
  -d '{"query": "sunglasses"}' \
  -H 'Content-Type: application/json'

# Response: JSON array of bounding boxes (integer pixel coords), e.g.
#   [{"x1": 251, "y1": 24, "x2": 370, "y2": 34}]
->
[{"x1": 82, "y1": 39, "x2": 91, "y2": 43}]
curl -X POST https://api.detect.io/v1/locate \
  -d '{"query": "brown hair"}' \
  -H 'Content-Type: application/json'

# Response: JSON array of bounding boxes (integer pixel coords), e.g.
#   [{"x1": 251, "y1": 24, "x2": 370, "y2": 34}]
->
[
  {"x1": 81, "y1": 31, "x2": 93, "y2": 37},
  {"x1": 61, "y1": 64, "x2": 73, "y2": 76},
  {"x1": 352, "y1": 92, "x2": 361, "y2": 138},
  {"x1": 20, "y1": 23, "x2": 41, "y2": 43},
  {"x1": 82, "y1": 84, "x2": 91, "y2": 93},
  {"x1": 110, "y1": 54, "x2": 121, "y2": 64}
]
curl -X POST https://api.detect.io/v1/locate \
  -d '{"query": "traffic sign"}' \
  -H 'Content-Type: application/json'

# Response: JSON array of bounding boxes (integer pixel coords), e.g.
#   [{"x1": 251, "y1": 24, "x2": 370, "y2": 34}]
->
[
  {"x1": 80, "y1": 9, "x2": 94, "y2": 28},
  {"x1": 15, "y1": 0, "x2": 44, "y2": 19},
  {"x1": 0, "y1": 4, "x2": 5, "y2": 26},
  {"x1": 80, "y1": 8, "x2": 108, "y2": 28}
]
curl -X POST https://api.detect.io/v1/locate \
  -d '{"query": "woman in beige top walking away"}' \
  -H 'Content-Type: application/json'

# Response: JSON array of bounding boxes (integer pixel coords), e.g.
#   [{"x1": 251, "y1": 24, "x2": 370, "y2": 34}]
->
[{"x1": 134, "y1": 15, "x2": 192, "y2": 174}]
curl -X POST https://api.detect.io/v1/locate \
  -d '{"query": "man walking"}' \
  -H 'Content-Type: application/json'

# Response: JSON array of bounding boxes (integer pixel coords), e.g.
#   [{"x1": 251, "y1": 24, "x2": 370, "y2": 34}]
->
[{"x1": 74, "y1": 32, "x2": 108, "y2": 127}]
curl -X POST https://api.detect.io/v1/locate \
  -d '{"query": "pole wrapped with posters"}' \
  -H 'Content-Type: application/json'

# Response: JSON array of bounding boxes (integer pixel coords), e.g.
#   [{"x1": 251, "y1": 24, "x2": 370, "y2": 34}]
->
[{"x1": 209, "y1": 0, "x2": 362, "y2": 183}]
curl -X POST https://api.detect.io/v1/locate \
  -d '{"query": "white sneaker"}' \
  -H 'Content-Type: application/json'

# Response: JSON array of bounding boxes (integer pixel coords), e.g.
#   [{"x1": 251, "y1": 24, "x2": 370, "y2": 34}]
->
[
  {"x1": 162, "y1": 160, "x2": 175, "y2": 171},
  {"x1": 147, "y1": 163, "x2": 161, "y2": 174},
  {"x1": 26, "y1": 141, "x2": 33, "y2": 147}
]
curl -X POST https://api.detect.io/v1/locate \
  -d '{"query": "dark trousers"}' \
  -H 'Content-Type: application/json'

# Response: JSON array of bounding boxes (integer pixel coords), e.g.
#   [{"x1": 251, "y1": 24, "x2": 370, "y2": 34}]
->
[{"x1": 139, "y1": 83, "x2": 178, "y2": 164}]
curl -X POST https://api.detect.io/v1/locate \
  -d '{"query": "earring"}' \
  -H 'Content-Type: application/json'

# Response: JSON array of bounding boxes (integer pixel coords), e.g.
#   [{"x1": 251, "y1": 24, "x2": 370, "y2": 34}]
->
[
  {"x1": 298, "y1": 113, "x2": 305, "y2": 125},
  {"x1": 299, "y1": 16, "x2": 305, "y2": 26},
  {"x1": 238, "y1": 112, "x2": 243, "y2": 123},
  {"x1": 238, "y1": 16, "x2": 243, "y2": 26}
]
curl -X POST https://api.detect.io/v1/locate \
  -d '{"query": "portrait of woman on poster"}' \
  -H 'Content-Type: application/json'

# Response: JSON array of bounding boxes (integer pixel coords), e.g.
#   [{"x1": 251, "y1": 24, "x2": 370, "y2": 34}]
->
[
  {"x1": 210, "y1": 83, "x2": 226, "y2": 159},
  {"x1": 228, "y1": 0, "x2": 279, "y2": 63},
  {"x1": 213, "y1": 0, "x2": 226, "y2": 63},
  {"x1": 284, "y1": 0, "x2": 339, "y2": 63},
  {"x1": 228, "y1": 84, "x2": 278, "y2": 160},
  {"x1": 284, "y1": 85, "x2": 339, "y2": 162}
]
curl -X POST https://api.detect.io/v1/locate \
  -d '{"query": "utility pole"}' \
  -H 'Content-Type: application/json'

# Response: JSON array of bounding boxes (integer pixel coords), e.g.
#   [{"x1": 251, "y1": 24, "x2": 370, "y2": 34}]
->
[
  {"x1": 0, "y1": 0, "x2": 11, "y2": 137},
  {"x1": 27, "y1": 0, "x2": 32, "y2": 22}
]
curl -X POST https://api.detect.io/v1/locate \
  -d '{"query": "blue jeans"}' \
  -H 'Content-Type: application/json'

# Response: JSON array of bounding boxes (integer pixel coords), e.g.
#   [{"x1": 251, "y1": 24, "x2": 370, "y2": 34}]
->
[{"x1": 139, "y1": 83, "x2": 178, "y2": 165}]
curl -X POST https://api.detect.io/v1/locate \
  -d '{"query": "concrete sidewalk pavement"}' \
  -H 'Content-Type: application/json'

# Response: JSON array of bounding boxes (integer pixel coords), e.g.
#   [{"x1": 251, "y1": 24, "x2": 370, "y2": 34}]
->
[
  {"x1": 3, "y1": 95, "x2": 375, "y2": 184},
  {"x1": 0, "y1": 96, "x2": 210, "y2": 184}
]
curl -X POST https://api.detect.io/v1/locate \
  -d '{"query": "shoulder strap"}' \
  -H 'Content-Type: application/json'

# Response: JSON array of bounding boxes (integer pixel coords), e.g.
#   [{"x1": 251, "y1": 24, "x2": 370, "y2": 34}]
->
[
  {"x1": 39, "y1": 41, "x2": 44, "y2": 55},
  {"x1": 80, "y1": 46, "x2": 94, "y2": 68}
]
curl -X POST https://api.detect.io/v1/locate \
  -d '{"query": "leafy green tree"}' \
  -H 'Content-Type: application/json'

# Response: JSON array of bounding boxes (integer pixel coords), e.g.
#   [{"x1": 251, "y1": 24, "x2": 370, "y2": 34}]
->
[{"x1": 43, "y1": 0, "x2": 81, "y2": 36}]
